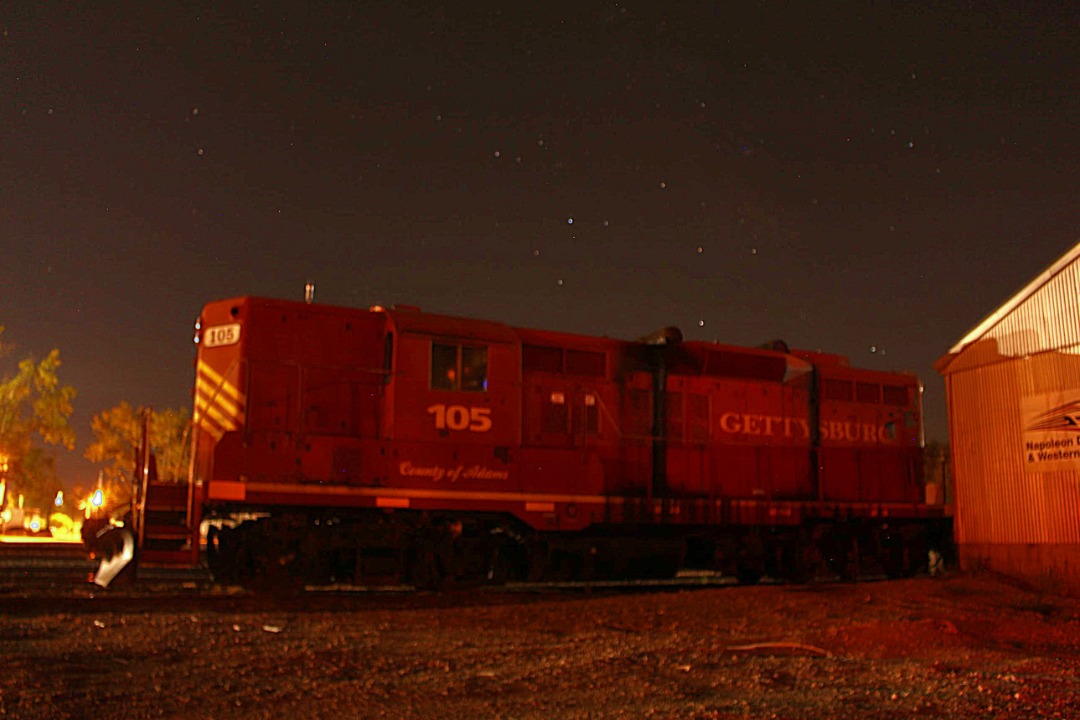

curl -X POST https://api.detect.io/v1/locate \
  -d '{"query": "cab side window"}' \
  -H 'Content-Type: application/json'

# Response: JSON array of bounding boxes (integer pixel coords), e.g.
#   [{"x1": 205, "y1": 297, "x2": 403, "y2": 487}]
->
[
  {"x1": 431, "y1": 343, "x2": 459, "y2": 390},
  {"x1": 460, "y1": 346, "x2": 488, "y2": 392},
  {"x1": 431, "y1": 342, "x2": 488, "y2": 392}
]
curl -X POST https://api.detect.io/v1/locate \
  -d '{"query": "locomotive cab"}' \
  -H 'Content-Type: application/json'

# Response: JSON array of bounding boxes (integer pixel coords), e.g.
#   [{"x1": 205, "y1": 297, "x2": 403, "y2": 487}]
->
[{"x1": 381, "y1": 308, "x2": 521, "y2": 491}]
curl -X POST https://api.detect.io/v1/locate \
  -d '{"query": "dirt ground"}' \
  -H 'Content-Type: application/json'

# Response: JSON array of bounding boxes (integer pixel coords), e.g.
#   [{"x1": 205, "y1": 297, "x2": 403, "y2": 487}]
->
[{"x1": 2, "y1": 572, "x2": 1079, "y2": 719}]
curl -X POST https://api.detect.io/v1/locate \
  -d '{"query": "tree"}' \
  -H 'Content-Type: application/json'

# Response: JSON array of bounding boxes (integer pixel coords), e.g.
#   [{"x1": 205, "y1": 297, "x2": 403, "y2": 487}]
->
[
  {"x1": 0, "y1": 327, "x2": 77, "y2": 509},
  {"x1": 84, "y1": 402, "x2": 191, "y2": 505}
]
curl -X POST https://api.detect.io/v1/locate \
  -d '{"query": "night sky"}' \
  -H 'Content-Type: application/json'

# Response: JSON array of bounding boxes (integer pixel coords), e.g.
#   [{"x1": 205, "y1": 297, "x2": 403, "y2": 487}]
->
[{"x1": 3, "y1": 2, "x2": 1078, "y2": 489}]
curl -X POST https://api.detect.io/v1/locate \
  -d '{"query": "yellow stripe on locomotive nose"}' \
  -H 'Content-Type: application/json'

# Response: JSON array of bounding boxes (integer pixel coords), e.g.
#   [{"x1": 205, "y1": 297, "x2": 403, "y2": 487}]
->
[
  {"x1": 193, "y1": 410, "x2": 225, "y2": 441},
  {"x1": 194, "y1": 359, "x2": 247, "y2": 441},
  {"x1": 195, "y1": 394, "x2": 241, "y2": 432},
  {"x1": 196, "y1": 360, "x2": 246, "y2": 405},
  {"x1": 195, "y1": 378, "x2": 244, "y2": 419}
]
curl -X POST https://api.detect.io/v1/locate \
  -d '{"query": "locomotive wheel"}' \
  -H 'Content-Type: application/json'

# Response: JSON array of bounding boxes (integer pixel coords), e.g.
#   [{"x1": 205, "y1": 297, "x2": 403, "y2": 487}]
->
[
  {"x1": 408, "y1": 547, "x2": 447, "y2": 591},
  {"x1": 206, "y1": 525, "x2": 241, "y2": 584},
  {"x1": 779, "y1": 536, "x2": 816, "y2": 584},
  {"x1": 880, "y1": 526, "x2": 906, "y2": 579},
  {"x1": 735, "y1": 560, "x2": 763, "y2": 585},
  {"x1": 486, "y1": 531, "x2": 528, "y2": 584},
  {"x1": 523, "y1": 539, "x2": 587, "y2": 582},
  {"x1": 404, "y1": 525, "x2": 455, "y2": 591},
  {"x1": 624, "y1": 539, "x2": 684, "y2": 580},
  {"x1": 735, "y1": 533, "x2": 766, "y2": 584},
  {"x1": 525, "y1": 540, "x2": 551, "y2": 582},
  {"x1": 906, "y1": 526, "x2": 931, "y2": 576},
  {"x1": 821, "y1": 527, "x2": 859, "y2": 581}
]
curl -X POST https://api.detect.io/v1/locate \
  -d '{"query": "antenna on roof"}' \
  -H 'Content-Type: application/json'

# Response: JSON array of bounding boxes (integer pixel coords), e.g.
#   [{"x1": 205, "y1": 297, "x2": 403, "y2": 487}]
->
[{"x1": 304, "y1": 281, "x2": 315, "y2": 304}]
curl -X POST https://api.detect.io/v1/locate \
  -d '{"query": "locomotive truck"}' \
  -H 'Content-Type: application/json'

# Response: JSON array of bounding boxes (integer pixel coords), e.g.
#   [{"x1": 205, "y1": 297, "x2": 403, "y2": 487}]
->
[{"x1": 106, "y1": 295, "x2": 951, "y2": 588}]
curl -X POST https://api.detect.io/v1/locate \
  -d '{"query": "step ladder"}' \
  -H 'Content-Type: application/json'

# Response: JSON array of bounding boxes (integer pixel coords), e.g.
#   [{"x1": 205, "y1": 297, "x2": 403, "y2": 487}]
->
[
  {"x1": 136, "y1": 480, "x2": 199, "y2": 566},
  {"x1": 92, "y1": 410, "x2": 200, "y2": 587}
]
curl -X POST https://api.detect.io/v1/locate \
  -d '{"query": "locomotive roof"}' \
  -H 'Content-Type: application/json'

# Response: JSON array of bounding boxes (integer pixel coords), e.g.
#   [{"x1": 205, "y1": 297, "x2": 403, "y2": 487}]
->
[
  {"x1": 210, "y1": 297, "x2": 914, "y2": 381},
  {"x1": 380, "y1": 305, "x2": 521, "y2": 343}
]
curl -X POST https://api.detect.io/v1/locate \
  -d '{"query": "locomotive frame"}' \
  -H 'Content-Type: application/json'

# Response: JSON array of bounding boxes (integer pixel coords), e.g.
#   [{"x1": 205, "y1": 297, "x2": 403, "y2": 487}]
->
[{"x1": 130, "y1": 296, "x2": 951, "y2": 588}]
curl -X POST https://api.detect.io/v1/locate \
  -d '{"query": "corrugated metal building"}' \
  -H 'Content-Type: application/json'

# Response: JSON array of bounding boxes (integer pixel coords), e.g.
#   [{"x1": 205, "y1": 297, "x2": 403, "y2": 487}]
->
[{"x1": 936, "y1": 241, "x2": 1080, "y2": 595}]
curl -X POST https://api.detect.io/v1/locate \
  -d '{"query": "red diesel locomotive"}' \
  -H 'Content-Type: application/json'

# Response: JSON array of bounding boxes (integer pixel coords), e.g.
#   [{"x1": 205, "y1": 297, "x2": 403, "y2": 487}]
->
[{"x1": 128, "y1": 296, "x2": 950, "y2": 587}]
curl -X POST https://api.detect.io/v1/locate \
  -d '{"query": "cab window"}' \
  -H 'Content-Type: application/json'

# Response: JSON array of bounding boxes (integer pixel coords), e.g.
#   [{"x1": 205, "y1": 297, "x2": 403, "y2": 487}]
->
[{"x1": 431, "y1": 342, "x2": 488, "y2": 392}]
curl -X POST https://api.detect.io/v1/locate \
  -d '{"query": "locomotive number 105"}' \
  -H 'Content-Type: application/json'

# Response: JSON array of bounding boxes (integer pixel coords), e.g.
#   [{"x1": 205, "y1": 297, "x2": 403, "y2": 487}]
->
[
  {"x1": 202, "y1": 323, "x2": 241, "y2": 348},
  {"x1": 427, "y1": 404, "x2": 493, "y2": 432}
]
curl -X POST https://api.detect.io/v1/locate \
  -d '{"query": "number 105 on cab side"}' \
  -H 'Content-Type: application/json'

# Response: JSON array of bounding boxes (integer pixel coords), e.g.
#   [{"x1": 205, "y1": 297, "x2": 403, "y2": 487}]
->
[{"x1": 427, "y1": 404, "x2": 493, "y2": 432}]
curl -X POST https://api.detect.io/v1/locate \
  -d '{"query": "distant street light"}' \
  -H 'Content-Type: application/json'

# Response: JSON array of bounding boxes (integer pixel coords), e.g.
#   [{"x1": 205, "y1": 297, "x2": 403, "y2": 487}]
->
[{"x1": 0, "y1": 453, "x2": 8, "y2": 509}]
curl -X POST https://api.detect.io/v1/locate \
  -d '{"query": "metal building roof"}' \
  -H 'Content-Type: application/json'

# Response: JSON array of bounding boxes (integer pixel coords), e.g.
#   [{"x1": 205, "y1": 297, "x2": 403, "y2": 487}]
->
[{"x1": 938, "y1": 239, "x2": 1080, "y2": 373}]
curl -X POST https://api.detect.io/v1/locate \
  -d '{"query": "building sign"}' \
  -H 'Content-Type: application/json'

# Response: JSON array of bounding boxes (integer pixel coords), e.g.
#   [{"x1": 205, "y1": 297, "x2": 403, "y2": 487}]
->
[{"x1": 1021, "y1": 392, "x2": 1080, "y2": 472}]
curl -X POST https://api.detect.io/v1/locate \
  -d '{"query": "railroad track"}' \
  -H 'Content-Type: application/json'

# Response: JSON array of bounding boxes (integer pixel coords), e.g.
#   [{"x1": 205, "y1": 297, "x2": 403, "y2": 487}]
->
[
  {"x1": 0, "y1": 538, "x2": 212, "y2": 592},
  {"x1": 298, "y1": 570, "x2": 741, "y2": 595},
  {"x1": 0, "y1": 540, "x2": 737, "y2": 595},
  {"x1": 0, "y1": 539, "x2": 891, "y2": 598},
  {"x1": 0, "y1": 538, "x2": 95, "y2": 589}
]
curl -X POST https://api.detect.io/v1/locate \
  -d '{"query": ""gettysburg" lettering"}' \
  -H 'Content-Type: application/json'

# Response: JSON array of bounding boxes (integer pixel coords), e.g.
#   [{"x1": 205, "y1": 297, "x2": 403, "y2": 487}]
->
[{"x1": 718, "y1": 412, "x2": 898, "y2": 444}]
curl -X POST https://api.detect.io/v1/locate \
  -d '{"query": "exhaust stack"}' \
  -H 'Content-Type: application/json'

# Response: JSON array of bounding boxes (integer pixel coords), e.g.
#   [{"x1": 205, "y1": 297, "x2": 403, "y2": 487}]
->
[{"x1": 639, "y1": 326, "x2": 683, "y2": 346}]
